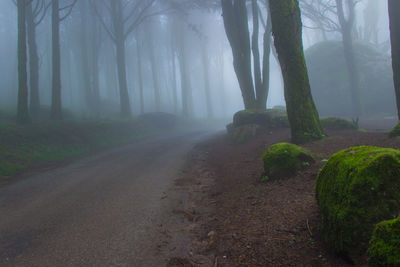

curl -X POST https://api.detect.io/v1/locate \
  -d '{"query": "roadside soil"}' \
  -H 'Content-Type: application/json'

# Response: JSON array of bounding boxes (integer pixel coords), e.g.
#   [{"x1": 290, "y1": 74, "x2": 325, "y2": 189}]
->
[{"x1": 173, "y1": 126, "x2": 400, "y2": 266}]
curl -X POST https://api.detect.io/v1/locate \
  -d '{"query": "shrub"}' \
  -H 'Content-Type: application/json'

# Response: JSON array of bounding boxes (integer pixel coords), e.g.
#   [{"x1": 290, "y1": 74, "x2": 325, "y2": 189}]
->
[
  {"x1": 316, "y1": 146, "x2": 400, "y2": 259},
  {"x1": 368, "y1": 217, "x2": 400, "y2": 266},
  {"x1": 263, "y1": 142, "x2": 314, "y2": 180},
  {"x1": 320, "y1": 117, "x2": 357, "y2": 130}
]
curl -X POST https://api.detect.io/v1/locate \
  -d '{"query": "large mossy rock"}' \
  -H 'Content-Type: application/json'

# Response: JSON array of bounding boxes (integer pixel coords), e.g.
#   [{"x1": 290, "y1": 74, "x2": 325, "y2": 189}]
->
[
  {"x1": 263, "y1": 142, "x2": 314, "y2": 180},
  {"x1": 316, "y1": 146, "x2": 400, "y2": 259},
  {"x1": 320, "y1": 117, "x2": 357, "y2": 130},
  {"x1": 368, "y1": 217, "x2": 400, "y2": 266},
  {"x1": 232, "y1": 109, "x2": 289, "y2": 128},
  {"x1": 306, "y1": 41, "x2": 396, "y2": 117}
]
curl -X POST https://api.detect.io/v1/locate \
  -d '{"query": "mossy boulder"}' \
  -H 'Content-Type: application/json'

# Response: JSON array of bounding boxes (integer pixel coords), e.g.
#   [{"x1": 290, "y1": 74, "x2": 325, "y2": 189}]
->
[
  {"x1": 320, "y1": 117, "x2": 357, "y2": 130},
  {"x1": 316, "y1": 146, "x2": 400, "y2": 259},
  {"x1": 230, "y1": 124, "x2": 261, "y2": 144},
  {"x1": 232, "y1": 109, "x2": 289, "y2": 129},
  {"x1": 263, "y1": 142, "x2": 314, "y2": 179},
  {"x1": 389, "y1": 122, "x2": 400, "y2": 137},
  {"x1": 368, "y1": 217, "x2": 400, "y2": 266}
]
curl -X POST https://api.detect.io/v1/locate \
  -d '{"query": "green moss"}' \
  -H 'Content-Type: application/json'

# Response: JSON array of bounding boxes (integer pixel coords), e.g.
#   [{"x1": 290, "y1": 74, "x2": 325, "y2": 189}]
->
[
  {"x1": 263, "y1": 142, "x2": 314, "y2": 179},
  {"x1": 269, "y1": 0, "x2": 325, "y2": 144},
  {"x1": 389, "y1": 122, "x2": 400, "y2": 137},
  {"x1": 320, "y1": 117, "x2": 358, "y2": 130},
  {"x1": 232, "y1": 109, "x2": 289, "y2": 128},
  {"x1": 316, "y1": 146, "x2": 400, "y2": 259},
  {"x1": 368, "y1": 217, "x2": 400, "y2": 266}
]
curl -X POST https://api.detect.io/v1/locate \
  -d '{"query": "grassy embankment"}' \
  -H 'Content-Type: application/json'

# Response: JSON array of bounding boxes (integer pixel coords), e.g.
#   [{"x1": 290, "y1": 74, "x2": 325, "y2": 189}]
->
[{"x1": 0, "y1": 114, "x2": 159, "y2": 180}]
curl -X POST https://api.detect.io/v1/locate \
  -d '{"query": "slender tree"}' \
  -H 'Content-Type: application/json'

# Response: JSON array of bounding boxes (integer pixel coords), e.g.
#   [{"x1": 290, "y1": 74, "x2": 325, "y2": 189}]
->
[
  {"x1": 91, "y1": 0, "x2": 157, "y2": 117},
  {"x1": 51, "y1": 0, "x2": 77, "y2": 120},
  {"x1": 135, "y1": 37, "x2": 145, "y2": 114},
  {"x1": 201, "y1": 40, "x2": 213, "y2": 118},
  {"x1": 26, "y1": 0, "x2": 49, "y2": 115},
  {"x1": 336, "y1": 0, "x2": 361, "y2": 118},
  {"x1": 389, "y1": 0, "x2": 400, "y2": 120},
  {"x1": 17, "y1": 0, "x2": 30, "y2": 124},
  {"x1": 269, "y1": 0, "x2": 324, "y2": 143},
  {"x1": 146, "y1": 22, "x2": 161, "y2": 112}
]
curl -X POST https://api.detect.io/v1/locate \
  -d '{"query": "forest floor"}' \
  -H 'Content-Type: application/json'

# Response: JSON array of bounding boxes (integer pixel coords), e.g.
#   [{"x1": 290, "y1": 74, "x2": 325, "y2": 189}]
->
[{"x1": 171, "y1": 119, "x2": 400, "y2": 266}]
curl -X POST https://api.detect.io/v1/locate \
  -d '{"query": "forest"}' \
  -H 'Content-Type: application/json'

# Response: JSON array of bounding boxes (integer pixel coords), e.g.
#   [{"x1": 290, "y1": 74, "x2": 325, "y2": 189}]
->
[{"x1": 0, "y1": 0, "x2": 400, "y2": 266}]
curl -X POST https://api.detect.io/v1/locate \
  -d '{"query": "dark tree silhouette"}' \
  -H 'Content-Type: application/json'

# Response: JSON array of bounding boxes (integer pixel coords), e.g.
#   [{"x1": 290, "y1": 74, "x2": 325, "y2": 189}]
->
[
  {"x1": 26, "y1": 0, "x2": 50, "y2": 115},
  {"x1": 389, "y1": 0, "x2": 400, "y2": 120},
  {"x1": 17, "y1": 0, "x2": 30, "y2": 124},
  {"x1": 51, "y1": 0, "x2": 77, "y2": 120}
]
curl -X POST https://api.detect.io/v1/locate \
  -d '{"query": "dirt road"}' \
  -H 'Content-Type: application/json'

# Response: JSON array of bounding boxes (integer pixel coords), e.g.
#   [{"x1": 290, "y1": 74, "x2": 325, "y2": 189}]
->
[{"x1": 0, "y1": 130, "x2": 214, "y2": 266}]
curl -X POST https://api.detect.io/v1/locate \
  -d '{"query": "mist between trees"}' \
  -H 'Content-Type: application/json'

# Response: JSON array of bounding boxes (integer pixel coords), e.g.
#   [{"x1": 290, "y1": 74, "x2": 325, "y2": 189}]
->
[{"x1": 0, "y1": 0, "x2": 397, "y2": 128}]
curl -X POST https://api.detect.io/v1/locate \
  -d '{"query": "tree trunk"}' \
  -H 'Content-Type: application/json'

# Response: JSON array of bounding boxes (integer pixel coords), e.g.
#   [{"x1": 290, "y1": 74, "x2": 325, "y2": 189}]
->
[
  {"x1": 170, "y1": 44, "x2": 178, "y2": 114},
  {"x1": 269, "y1": 0, "x2": 324, "y2": 144},
  {"x1": 51, "y1": 0, "x2": 62, "y2": 120},
  {"x1": 201, "y1": 43, "x2": 213, "y2": 119},
  {"x1": 112, "y1": 1, "x2": 131, "y2": 118},
  {"x1": 91, "y1": 21, "x2": 101, "y2": 117},
  {"x1": 115, "y1": 37, "x2": 131, "y2": 117},
  {"x1": 389, "y1": 0, "x2": 400, "y2": 120},
  {"x1": 26, "y1": 2, "x2": 40, "y2": 115},
  {"x1": 146, "y1": 27, "x2": 161, "y2": 112},
  {"x1": 17, "y1": 0, "x2": 30, "y2": 124},
  {"x1": 136, "y1": 39, "x2": 145, "y2": 114},
  {"x1": 79, "y1": 0, "x2": 92, "y2": 115},
  {"x1": 336, "y1": 0, "x2": 361, "y2": 118},
  {"x1": 175, "y1": 18, "x2": 192, "y2": 117},
  {"x1": 259, "y1": 0, "x2": 272, "y2": 110},
  {"x1": 221, "y1": 0, "x2": 256, "y2": 110},
  {"x1": 252, "y1": 0, "x2": 263, "y2": 110}
]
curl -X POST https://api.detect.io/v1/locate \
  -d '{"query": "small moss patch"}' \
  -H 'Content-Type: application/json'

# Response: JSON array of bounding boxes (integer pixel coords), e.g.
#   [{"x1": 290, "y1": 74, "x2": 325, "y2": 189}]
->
[
  {"x1": 263, "y1": 142, "x2": 314, "y2": 179},
  {"x1": 389, "y1": 122, "x2": 400, "y2": 137},
  {"x1": 316, "y1": 146, "x2": 400, "y2": 259},
  {"x1": 320, "y1": 117, "x2": 357, "y2": 130},
  {"x1": 368, "y1": 217, "x2": 400, "y2": 266}
]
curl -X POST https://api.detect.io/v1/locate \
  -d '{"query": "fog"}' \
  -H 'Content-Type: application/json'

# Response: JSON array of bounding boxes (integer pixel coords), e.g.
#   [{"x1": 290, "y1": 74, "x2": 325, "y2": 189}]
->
[{"x1": 0, "y1": 0, "x2": 394, "y2": 121}]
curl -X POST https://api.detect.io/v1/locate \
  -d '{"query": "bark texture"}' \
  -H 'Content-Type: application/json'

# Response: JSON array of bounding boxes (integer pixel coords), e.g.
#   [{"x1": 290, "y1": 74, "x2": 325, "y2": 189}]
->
[{"x1": 269, "y1": 0, "x2": 324, "y2": 144}]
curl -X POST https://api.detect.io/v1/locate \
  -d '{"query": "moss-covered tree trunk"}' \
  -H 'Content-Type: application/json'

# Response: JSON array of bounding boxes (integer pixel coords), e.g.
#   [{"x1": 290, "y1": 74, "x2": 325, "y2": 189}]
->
[
  {"x1": 389, "y1": 0, "x2": 400, "y2": 121},
  {"x1": 221, "y1": 0, "x2": 256, "y2": 110},
  {"x1": 17, "y1": 0, "x2": 30, "y2": 124},
  {"x1": 269, "y1": 0, "x2": 324, "y2": 144}
]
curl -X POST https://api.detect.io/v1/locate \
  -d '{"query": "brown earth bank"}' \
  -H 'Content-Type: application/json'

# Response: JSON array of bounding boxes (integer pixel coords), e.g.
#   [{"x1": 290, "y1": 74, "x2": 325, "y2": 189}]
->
[{"x1": 172, "y1": 127, "x2": 400, "y2": 267}]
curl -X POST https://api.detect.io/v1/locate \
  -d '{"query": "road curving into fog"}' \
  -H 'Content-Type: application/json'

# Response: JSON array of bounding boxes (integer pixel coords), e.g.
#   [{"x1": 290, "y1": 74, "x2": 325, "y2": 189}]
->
[{"x1": 0, "y1": 130, "x2": 214, "y2": 266}]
